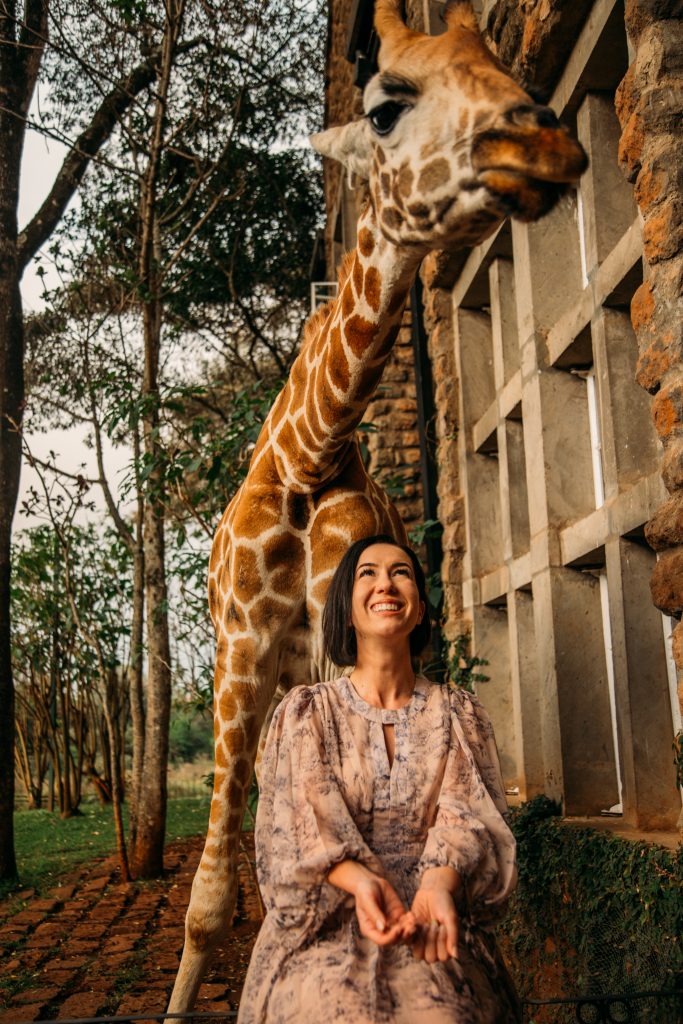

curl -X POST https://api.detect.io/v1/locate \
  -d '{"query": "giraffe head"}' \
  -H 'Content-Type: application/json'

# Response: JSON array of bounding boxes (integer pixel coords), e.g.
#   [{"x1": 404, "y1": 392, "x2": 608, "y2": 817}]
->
[{"x1": 312, "y1": 0, "x2": 587, "y2": 251}]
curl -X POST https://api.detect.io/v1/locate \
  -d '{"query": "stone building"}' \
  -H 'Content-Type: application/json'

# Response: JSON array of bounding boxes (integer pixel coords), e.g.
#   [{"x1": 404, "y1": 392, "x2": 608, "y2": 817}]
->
[{"x1": 319, "y1": 0, "x2": 683, "y2": 832}]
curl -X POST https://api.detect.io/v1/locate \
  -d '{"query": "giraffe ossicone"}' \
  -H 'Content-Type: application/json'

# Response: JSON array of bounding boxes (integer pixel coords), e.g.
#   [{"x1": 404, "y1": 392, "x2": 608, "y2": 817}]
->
[{"x1": 167, "y1": 2, "x2": 586, "y2": 1016}]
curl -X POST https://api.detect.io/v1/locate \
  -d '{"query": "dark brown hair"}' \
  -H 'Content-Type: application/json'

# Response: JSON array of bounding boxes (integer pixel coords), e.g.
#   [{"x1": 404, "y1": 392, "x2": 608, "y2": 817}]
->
[{"x1": 322, "y1": 533, "x2": 431, "y2": 666}]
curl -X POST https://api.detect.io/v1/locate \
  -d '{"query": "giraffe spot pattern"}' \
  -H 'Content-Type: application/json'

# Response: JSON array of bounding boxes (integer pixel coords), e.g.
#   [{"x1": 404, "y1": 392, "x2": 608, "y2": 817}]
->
[
  {"x1": 418, "y1": 157, "x2": 451, "y2": 192},
  {"x1": 344, "y1": 313, "x2": 376, "y2": 359},
  {"x1": 352, "y1": 256, "x2": 363, "y2": 296},
  {"x1": 358, "y1": 227, "x2": 375, "y2": 256},
  {"x1": 232, "y1": 546, "x2": 261, "y2": 604},
  {"x1": 287, "y1": 492, "x2": 310, "y2": 531},
  {"x1": 382, "y1": 206, "x2": 401, "y2": 231},
  {"x1": 397, "y1": 163, "x2": 414, "y2": 198},
  {"x1": 364, "y1": 265, "x2": 381, "y2": 313}
]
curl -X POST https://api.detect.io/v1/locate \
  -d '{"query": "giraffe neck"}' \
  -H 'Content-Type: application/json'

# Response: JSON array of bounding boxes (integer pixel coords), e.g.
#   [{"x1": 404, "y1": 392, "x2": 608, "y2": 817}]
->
[{"x1": 255, "y1": 202, "x2": 425, "y2": 492}]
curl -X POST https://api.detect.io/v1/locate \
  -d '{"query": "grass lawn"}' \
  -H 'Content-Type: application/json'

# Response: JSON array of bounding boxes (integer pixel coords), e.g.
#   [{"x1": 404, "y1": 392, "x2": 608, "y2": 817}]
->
[{"x1": 3, "y1": 795, "x2": 211, "y2": 898}]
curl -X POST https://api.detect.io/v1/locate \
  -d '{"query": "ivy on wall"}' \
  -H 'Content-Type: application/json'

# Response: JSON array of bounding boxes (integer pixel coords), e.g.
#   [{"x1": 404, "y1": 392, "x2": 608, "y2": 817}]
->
[{"x1": 498, "y1": 798, "x2": 682, "y2": 1020}]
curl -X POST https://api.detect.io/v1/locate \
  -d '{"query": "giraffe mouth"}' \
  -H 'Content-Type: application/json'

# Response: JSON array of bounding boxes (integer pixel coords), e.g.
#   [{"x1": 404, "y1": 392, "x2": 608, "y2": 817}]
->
[
  {"x1": 471, "y1": 127, "x2": 587, "y2": 221},
  {"x1": 478, "y1": 168, "x2": 567, "y2": 222},
  {"x1": 472, "y1": 128, "x2": 588, "y2": 185}
]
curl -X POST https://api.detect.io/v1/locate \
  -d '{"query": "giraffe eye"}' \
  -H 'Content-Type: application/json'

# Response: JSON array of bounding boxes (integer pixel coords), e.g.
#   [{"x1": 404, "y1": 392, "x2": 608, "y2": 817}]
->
[{"x1": 368, "y1": 101, "x2": 408, "y2": 136}]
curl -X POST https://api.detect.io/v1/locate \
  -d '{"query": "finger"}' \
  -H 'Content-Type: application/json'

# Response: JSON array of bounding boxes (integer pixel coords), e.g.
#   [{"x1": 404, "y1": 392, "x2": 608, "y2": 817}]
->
[
  {"x1": 411, "y1": 928, "x2": 425, "y2": 960},
  {"x1": 436, "y1": 923, "x2": 449, "y2": 962},
  {"x1": 445, "y1": 910, "x2": 458, "y2": 959},
  {"x1": 424, "y1": 920, "x2": 439, "y2": 964}
]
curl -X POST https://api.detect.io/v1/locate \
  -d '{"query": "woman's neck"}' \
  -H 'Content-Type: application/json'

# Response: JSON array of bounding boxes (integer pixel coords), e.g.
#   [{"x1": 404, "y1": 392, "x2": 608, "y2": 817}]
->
[{"x1": 350, "y1": 645, "x2": 416, "y2": 709}]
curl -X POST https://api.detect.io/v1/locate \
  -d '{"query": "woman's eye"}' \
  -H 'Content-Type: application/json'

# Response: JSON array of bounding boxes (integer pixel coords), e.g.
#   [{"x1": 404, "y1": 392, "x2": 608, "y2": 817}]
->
[
  {"x1": 368, "y1": 100, "x2": 407, "y2": 136},
  {"x1": 358, "y1": 568, "x2": 374, "y2": 577}
]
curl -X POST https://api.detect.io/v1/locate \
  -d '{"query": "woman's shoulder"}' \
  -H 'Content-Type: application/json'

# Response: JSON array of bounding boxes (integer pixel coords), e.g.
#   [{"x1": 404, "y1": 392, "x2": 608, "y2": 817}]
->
[
  {"x1": 423, "y1": 680, "x2": 495, "y2": 739},
  {"x1": 272, "y1": 679, "x2": 342, "y2": 724}
]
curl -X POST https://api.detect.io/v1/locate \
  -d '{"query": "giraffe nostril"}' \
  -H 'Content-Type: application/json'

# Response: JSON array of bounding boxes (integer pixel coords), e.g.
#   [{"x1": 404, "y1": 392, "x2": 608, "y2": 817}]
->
[{"x1": 505, "y1": 104, "x2": 560, "y2": 130}]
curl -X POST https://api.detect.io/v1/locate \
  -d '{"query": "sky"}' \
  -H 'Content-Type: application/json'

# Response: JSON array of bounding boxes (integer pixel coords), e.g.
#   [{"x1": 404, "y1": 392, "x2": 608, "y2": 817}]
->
[{"x1": 17, "y1": 124, "x2": 130, "y2": 529}]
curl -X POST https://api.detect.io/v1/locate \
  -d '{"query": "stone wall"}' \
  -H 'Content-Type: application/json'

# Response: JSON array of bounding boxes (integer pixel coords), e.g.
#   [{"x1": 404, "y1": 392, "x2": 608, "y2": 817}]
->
[
  {"x1": 614, "y1": 1, "x2": 683, "y2": 718},
  {"x1": 322, "y1": 0, "x2": 425, "y2": 535}
]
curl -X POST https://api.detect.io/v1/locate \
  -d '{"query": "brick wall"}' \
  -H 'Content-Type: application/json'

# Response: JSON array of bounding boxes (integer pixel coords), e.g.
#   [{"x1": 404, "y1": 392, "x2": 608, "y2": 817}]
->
[{"x1": 614, "y1": 1, "x2": 683, "y2": 715}]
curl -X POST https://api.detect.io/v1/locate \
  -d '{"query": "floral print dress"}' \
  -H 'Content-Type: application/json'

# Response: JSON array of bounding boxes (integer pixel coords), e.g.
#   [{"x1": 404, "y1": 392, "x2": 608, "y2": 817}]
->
[{"x1": 237, "y1": 676, "x2": 520, "y2": 1024}]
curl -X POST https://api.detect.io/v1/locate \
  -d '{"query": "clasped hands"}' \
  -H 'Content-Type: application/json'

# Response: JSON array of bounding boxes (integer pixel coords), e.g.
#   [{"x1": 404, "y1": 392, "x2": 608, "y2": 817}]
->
[{"x1": 329, "y1": 862, "x2": 460, "y2": 963}]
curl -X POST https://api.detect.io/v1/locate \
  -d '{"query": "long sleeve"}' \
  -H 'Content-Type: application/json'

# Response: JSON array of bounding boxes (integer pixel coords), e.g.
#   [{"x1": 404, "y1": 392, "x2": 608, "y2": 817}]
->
[
  {"x1": 418, "y1": 688, "x2": 517, "y2": 923},
  {"x1": 255, "y1": 684, "x2": 384, "y2": 945}
]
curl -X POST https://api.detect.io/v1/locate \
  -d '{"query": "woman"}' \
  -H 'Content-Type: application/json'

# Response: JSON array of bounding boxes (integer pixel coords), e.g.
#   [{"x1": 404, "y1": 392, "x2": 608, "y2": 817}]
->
[{"x1": 238, "y1": 534, "x2": 520, "y2": 1023}]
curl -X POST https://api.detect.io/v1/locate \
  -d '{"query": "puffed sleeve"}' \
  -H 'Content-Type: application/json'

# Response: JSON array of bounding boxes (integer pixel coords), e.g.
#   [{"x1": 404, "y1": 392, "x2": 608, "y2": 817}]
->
[
  {"x1": 417, "y1": 687, "x2": 517, "y2": 923},
  {"x1": 255, "y1": 685, "x2": 384, "y2": 945}
]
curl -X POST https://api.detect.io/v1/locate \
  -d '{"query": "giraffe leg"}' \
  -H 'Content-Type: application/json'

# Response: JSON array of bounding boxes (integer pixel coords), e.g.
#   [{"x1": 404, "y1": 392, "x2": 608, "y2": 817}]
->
[{"x1": 166, "y1": 674, "x2": 274, "y2": 1016}]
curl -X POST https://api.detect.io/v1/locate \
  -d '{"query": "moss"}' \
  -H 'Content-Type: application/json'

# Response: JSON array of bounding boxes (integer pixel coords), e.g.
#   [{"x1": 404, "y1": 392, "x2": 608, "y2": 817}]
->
[{"x1": 499, "y1": 797, "x2": 682, "y2": 1022}]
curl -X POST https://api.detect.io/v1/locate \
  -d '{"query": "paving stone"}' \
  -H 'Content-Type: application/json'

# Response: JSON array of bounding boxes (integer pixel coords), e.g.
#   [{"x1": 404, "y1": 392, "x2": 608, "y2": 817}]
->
[
  {"x1": 26, "y1": 931, "x2": 65, "y2": 950},
  {"x1": 9, "y1": 912, "x2": 45, "y2": 927},
  {"x1": 80, "y1": 876, "x2": 110, "y2": 893},
  {"x1": 0, "y1": 1002, "x2": 44, "y2": 1022},
  {"x1": 77, "y1": 975, "x2": 115, "y2": 994},
  {"x1": 101, "y1": 936, "x2": 137, "y2": 955},
  {"x1": 197, "y1": 982, "x2": 229, "y2": 1001},
  {"x1": 69, "y1": 923, "x2": 107, "y2": 941},
  {"x1": 48, "y1": 885, "x2": 75, "y2": 900},
  {"x1": 40, "y1": 967, "x2": 77, "y2": 985},
  {"x1": 54, "y1": 991, "x2": 107, "y2": 1019},
  {"x1": 98, "y1": 952, "x2": 136, "y2": 973},
  {"x1": 57, "y1": 954, "x2": 90, "y2": 969},
  {"x1": 27, "y1": 899, "x2": 59, "y2": 914},
  {"x1": 14, "y1": 986, "x2": 60, "y2": 1004}
]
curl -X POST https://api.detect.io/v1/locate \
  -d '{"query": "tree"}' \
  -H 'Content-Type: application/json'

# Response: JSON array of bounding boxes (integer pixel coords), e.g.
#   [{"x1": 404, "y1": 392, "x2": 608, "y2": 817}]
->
[
  {"x1": 22, "y1": 0, "x2": 324, "y2": 876},
  {"x1": 0, "y1": 0, "x2": 186, "y2": 882}
]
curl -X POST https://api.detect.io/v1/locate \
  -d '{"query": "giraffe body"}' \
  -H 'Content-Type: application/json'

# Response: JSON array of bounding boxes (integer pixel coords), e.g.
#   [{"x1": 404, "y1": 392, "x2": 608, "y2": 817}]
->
[{"x1": 168, "y1": 2, "x2": 587, "y2": 1013}]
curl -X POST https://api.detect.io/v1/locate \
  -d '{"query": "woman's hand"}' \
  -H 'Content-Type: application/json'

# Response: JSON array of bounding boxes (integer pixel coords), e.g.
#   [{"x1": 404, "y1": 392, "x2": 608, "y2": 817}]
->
[
  {"x1": 354, "y1": 875, "x2": 416, "y2": 947},
  {"x1": 328, "y1": 859, "x2": 415, "y2": 947},
  {"x1": 410, "y1": 866, "x2": 461, "y2": 962}
]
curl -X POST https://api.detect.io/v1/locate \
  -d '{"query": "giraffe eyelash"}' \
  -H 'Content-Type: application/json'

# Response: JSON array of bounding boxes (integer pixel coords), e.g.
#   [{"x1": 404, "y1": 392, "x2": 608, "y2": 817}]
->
[{"x1": 366, "y1": 100, "x2": 410, "y2": 136}]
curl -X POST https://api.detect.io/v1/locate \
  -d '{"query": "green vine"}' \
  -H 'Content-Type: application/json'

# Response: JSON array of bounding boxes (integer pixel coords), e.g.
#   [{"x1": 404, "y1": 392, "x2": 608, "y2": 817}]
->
[
  {"x1": 499, "y1": 797, "x2": 682, "y2": 1021},
  {"x1": 673, "y1": 730, "x2": 683, "y2": 789}
]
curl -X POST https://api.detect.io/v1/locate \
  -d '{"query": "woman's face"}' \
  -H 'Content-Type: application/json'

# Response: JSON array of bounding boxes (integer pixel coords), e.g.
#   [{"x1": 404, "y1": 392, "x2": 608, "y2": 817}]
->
[{"x1": 350, "y1": 543, "x2": 425, "y2": 649}]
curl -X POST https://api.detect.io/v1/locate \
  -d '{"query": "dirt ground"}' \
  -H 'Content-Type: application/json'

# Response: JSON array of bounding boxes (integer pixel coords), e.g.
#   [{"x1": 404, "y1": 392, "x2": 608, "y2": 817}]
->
[{"x1": 0, "y1": 834, "x2": 260, "y2": 1022}]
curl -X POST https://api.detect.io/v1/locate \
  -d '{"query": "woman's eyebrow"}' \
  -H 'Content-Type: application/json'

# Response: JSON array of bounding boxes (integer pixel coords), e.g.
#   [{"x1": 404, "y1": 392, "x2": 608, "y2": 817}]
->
[{"x1": 356, "y1": 560, "x2": 412, "y2": 571}]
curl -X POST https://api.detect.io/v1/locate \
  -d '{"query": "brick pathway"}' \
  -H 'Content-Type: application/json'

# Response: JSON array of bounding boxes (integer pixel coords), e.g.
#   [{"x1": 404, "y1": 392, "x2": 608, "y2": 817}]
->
[{"x1": 0, "y1": 834, "x2": 261, "y2": 1022}]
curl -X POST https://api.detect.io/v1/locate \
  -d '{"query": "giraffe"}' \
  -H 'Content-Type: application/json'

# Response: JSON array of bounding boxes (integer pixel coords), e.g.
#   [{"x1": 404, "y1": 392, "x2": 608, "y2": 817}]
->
[{"x1": 168, "y1": 0, "x2": 586, "y2": 1014}]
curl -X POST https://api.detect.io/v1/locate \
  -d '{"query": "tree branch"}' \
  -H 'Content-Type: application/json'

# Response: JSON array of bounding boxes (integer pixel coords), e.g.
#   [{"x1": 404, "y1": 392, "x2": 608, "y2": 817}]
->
[{"x1": 16, "y1": 51, "x2": 162, "y2": 269}]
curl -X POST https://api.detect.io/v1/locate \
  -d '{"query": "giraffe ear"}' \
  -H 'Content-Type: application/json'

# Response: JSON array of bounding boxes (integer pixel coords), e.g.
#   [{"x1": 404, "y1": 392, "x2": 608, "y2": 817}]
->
[{"x1": 310, "y1": 121, "x2": 372, "y2": 181}]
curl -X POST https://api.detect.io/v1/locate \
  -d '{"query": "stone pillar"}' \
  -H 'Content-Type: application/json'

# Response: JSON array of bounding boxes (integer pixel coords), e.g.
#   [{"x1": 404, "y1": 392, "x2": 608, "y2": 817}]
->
[{"x1": 615, "y1": 6, "x2": 683, "y2": 752}]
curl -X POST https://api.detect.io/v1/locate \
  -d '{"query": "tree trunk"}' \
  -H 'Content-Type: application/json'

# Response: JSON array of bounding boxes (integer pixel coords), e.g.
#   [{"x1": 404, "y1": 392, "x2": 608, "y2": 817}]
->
[
  {"x1": 129, "y1": 0, "x2": 184, "y2": 880},
  {"x1": 102, "y1": 678, "x2": 130, "y2": 882},
  {"x1": 128, "y1": 474, "x2": 145, "y2": 847},
  {"x1": 131, "y1": 287, "x2": 172, "y2": 878},
  {"x1": 0, "y1": 2, "x2": 30, "y2": 880}
]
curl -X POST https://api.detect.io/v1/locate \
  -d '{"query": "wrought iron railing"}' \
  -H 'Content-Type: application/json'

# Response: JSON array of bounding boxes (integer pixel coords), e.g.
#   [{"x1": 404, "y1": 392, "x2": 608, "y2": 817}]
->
[{"x1": 18, "y1": 987, "x2": 680, "y2": 1024}]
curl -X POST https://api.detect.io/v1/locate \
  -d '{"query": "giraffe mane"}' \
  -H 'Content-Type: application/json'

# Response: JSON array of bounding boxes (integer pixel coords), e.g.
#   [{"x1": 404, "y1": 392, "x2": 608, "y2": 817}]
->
[
  {"x1": 443, "y1": 1, "x2": 479, "y2": 32},
  {"x1": 298, "y1": 249, "x2": 357, "y2": 360}
]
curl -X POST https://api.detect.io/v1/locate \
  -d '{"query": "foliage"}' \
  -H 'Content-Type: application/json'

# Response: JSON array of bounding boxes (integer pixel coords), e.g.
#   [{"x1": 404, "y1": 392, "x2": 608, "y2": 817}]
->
[
  {"x1": 674, "y1": 730, "x2": 683, "y2": 789},
  {"x1": 11, "y1": 520, "x2": 132, "y2": 813},
  {"x1": 443, "y1": 633, "x2": 489, "y2": 693},
  {"x1": 1, "y1": 796, "x2": 209, "y2": 898},
  {"x1": 500, "y1": 796, "x2": 683, "y2": 1018},
  {"x1": 168, "y1": 710, "x2": 213, "y2": 765}
]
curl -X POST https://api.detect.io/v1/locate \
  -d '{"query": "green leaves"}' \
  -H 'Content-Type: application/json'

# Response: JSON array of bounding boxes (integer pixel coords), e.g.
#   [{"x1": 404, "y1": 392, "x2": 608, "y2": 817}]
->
[{"x1": 501, "y1": 797, "x2": 683, "y2": 1008}]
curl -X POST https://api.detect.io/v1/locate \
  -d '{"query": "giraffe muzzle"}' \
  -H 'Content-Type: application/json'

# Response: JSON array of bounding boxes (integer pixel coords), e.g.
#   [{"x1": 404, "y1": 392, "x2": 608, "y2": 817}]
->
[{"x1": 471, "y1": 126, "x2": 588, "y2": 186}]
